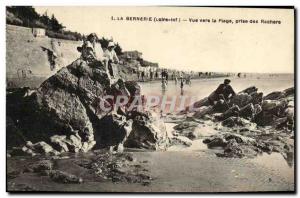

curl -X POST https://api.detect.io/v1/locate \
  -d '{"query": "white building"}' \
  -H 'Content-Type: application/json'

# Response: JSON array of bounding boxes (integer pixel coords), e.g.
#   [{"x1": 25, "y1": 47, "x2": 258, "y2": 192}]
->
[{"x1": 32, "y1": 28, "x2": 46, "y2": 37}]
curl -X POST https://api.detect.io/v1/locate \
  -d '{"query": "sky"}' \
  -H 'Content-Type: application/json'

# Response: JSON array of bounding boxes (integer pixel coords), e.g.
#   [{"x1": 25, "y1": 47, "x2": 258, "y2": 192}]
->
[{"x1": 34, "y1": 6, "x2": 294, "y2": 73}]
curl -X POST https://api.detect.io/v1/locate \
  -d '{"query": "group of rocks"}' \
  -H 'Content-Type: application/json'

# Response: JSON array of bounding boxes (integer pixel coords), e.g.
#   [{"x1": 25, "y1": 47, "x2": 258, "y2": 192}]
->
[
  {"x1": 177, "y1": 85, "x2": 295, "y2": 158},
  {"x1": 7, "y1": 58, "x2": 169, "y2": 157},
  {"x1": 8, "y1": 151, "x2": 151, "y2": 190},
  {"x1": 190, "y1": 86, "x2": 294, "y2": 129}
]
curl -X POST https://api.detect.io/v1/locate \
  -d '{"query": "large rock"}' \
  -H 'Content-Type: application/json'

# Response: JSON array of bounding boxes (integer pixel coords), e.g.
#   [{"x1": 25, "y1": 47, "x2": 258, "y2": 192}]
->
[
  {"x1": 170, "y1": 136, "x2": 193, "y2": 146},
  {"x1": 49, "y1": 170, "x2": 83, "y2": 184},
  {"x1": 193, "y1": 106, "x2": 214, "y2": 119},
  {"x1": 239, "y1": 86, "x2": 258, "y2": 95},
  {"x1": 216, "y1": 105, "x2": 240, "y2": 121},
  {"x1": 124, "y1": 110, "x2": 169, "y2": 150},
  {"x1": 96, "y1": 112, "x2": 133, "y2": 152},
  {"x1": 173, "y1": 121, "x2": 204, "y2": 140},
  {"x1": 31, "y1": 160, "x2": 53, "y2": 173},
  {"x1": 203, "y1": 133, "x2": 256, "y2": 156},
  {"x1": 239, "y1": 103, "x2": 255, "y2": 120},
  {"x1": 230, "y1": 93, "x2": 252, "y2": 108},
  {"x1": 263, "y1": 87, "x2": 294, "y2": 100},
  {"x1": 27, "y1": 141, "x2": 56, "y2": 155},
  {"x1": 50, "y1": 135, "x2": 69, "y2": 153},
  {"x1": 10, "y1": 146, "x2": 36, "y2": 157},
  {"x1": 283, "y1": 87, "x2": 294, "y2": 97},
  {"x1": 264, "y1": 91, "x2": 284, "y2": 100}
]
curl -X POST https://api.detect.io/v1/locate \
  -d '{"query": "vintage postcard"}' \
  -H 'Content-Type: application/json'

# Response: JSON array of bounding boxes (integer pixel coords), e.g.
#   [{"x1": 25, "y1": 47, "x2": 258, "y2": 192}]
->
[{"x1": 6, "y1": 6, "x2": 295, "y2": 192}]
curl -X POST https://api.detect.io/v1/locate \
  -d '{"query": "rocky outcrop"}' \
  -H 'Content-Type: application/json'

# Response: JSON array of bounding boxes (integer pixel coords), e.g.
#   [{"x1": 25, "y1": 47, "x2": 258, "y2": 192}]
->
[
  {"x1": 184, "y1": 86, "x2": 295, "y2": 159},
  {"x1": 7, "y1": 58, "x2": 169, "y2": 154},
  {"x1": 189, "y1": 86, "x2": 294, "y2": 130},
  {"x1": 203, "y1": 133, "x2": 258, "y2": 158}
]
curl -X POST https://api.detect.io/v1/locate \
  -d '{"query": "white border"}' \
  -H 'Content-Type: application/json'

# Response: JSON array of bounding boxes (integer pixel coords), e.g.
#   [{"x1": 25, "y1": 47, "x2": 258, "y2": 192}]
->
[{"x1": 1, "y1": 1, "x2": 298, "y2": 197}]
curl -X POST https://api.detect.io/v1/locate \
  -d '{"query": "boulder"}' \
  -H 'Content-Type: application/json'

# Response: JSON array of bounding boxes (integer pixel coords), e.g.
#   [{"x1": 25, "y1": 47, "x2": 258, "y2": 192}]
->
[
  {"x1": 216, "y1": 105, "x2": 240, "y2": 121},
  {"x1": 249, "y1": 92, "x2": 263, "y2": 105},
  {"x1": 239, "y1": 103, "x2": 255, "y2": 120},
  {"x1": 96, "y1": 112, "x2": 133, "y2": 152},
  {"x1": 223, "y1": 133, "x2": 255, "y2": 144},
  {"x1": 204, "y1": 133, "x2": 256, "y2": 156},
  {"x1": 32, "y1": 160, "x2": 53, "y2": 173},
  {"x1": 49, "y1": 170, "x2": 83, "y2": 184},
  {"x1": 254, "y1": 104, "x2": 262, "y2": 115},
  {"x1": 80, "y1": 140, "x2": 96, "y2": 152},
  {"x1": 173, "y1": 121, "x2": 204, "y2": 140},
  {"x1": 264, "y1": 91, "x2": 284, "y2": 100},
  {"x1": 239, "y1": 86, "x2": 258, "y2": 95},
  {"x1": 29, "y1": 141, "x2": 55, "y2": 154},
  {"x1": 170, "y1": 136, "x2": 193, "y2": 146},
  {"x1": 285, "y1": 107, "x2": 294, "y2": 122},
  {"x1": 222, "y1": 116, "x2": 256, "y2": 129},
  {"x1": 217, "y1": 139, "x2": 258, "y2": 158},
  {"x1": 50, "y1": 135, "x2": 69, "y2": 152},
  {"x1": 262, "y1": 99, "x2": 288, "y2": 116},
  {"x1": 10, "y1": 146, "x2": 36, "y2": 157},
  {"x1": 203, "y1": 136, "x2": 227, "y2": 148},
  {"x1": 188, "y1": 97, "x2": 210, "y2": 110},
  {"x1": 193, "y1": 106, "x2": 214, "y2": 119},
  {"x1": 63, "y1": 134, "x2": 82, "y2": 153},
  {"x1": 174, "y1": 121, "x2": 199, "y2": 131},
  {"x1": 124, "y1": 110, "x2": 169, "y2": 150},
  {"x1": 230, "y1": 93, "x2": 252, "y2": 108},
  {"x1": 283, "y1": 87, "x2": 294, "y2": 97}
]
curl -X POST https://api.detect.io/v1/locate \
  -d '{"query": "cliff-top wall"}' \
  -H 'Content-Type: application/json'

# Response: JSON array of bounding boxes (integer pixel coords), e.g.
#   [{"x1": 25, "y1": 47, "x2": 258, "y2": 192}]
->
[{"x1": 6, "y1": 24, "x2": 82, "y2": 87}]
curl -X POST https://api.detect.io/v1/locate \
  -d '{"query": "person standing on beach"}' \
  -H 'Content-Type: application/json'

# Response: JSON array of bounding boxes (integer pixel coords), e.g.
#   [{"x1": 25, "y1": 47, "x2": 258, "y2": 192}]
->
[
  {"x1": 141, "y1": 71, "x2": 145, "y2": 81},
  {"x1": 155, "y1": 70, "x2": 158, "y2": 79},
  {"x1": 162, "y1": 77, "x2": 167, "y2": 90},
  {"x1": 137, "y1": 69, "x2": 140, "y2": 80},
  {"x1": 162, "y1": 69, "x2": 169, "y2": 84},
  {"x1": 150, "y1": 68, "x2": 154, "y2": 81},
  {"x1": 180, "y1": 77, "x2": 184, "y2": 95},
  {"x1": 180, "y1": 75, "x2": 184, "y2": 89},
  {"x1": 161, "y1": 69, "x2": 165, "y2": 79}
]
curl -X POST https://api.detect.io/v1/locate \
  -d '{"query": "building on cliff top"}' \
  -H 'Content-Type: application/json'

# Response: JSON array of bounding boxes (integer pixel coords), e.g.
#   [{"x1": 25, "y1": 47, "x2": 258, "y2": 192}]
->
[
  {"x1": 121, "y1": 51, "x2": 143, "y2": 60},
  {"x1": 32, "y1": 27, "x2": 46, "y2": 37}
]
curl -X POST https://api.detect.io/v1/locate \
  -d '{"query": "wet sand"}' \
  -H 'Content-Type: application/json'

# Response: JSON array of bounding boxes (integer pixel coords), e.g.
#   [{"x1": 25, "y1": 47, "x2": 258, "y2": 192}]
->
[{"x1": 7, "y1": 149, "x2": 294, "y2": 192}]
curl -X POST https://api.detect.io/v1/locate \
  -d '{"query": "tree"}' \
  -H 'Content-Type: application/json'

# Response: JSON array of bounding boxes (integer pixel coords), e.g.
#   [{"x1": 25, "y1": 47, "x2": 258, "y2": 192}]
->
[
  {"x1": 40, "y1": 12, "x2": 51, "y2": 28},
  {"x1": 7, "y1": 6, "x2": 40, "y2": 27},
  {"x1": 50, "y1": 14, "x2": 63, "y2": 32}
]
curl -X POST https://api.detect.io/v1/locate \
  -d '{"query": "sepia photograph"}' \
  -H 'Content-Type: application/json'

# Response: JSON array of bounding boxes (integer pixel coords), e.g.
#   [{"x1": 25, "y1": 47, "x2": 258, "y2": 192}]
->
[{"x1": 5, "y1": 6, "x2": 295, "y2": 192}]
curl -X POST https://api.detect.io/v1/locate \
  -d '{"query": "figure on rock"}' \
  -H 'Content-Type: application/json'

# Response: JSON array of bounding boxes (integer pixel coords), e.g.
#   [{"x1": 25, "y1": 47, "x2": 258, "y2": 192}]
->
[
  {"x1": 104, "y1": 41, "x2": 120, "y2": 79},
  {"x1": 208, "y1": 79, "x2": 236, "y2": 107}
]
